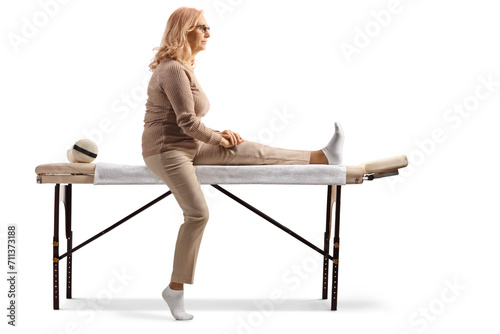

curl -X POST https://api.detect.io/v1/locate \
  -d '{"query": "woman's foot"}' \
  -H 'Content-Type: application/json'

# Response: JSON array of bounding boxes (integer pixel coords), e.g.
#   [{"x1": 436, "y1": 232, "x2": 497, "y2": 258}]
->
[
  {"x1": 162, "y1": 285, "x2": 194, "y2": 320},
  {"x1": 321, "y1": 122, "x2": 345, "y2": 165}
]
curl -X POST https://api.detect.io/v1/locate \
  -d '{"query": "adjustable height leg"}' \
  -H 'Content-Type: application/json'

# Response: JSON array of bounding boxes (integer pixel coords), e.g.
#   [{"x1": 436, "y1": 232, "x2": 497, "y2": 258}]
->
[
  {"x1": 53, "y1": 184, "x2": 60, "y2": 310},
  {"x1": 67, "y1": 231, "x2": 72, "y2": 299},
  {"x1": 53, "y1": 184, "x2": 72, "y2": 309},
  {"x1": 331, "y1": 185, "x2": 342, "y2": 310},
  {"x1": 63, "y1": 185, "x2": 73, "y2": 299},
  {"x1": 322, "y1": 185, "x2": 335, "y2": 299}
]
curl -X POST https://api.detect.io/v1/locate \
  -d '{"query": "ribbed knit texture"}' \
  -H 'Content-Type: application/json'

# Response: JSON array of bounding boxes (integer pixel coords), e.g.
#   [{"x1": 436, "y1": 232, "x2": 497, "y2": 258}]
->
[{"x1": 142, "y1": 57, "x2": 222, "y2": 159}]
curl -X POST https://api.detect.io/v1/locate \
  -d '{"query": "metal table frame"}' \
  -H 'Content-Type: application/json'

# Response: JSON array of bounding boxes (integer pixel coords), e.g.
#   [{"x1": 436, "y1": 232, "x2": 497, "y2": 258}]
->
[{"x1": 51, "y1": 183, "x2": 342, "y2": 310}]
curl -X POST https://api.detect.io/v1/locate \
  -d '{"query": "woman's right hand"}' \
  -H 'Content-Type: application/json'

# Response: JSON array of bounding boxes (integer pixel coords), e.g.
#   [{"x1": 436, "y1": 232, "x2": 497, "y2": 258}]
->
[
  {"x1": 219, "y1": 137, "x2": 234, "y2": 148},
  {"x1": 219, "y1": 130, "x2": 245, "y2": 148}
]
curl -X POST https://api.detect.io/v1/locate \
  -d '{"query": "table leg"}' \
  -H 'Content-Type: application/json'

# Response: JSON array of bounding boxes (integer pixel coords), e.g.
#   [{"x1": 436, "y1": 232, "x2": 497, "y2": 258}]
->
[
  {"x1": 331, "y1": 185, "x2": 342, "y2": 310},
  {"x1": 53, "y1": 184, "x2": 60, "y2": 310},
  {"x1": 322, "y1": 185, "x2": 335, "y2": 299},
  {"x1": 63, "y1": 184, "x2": 73, "y2": 299}
]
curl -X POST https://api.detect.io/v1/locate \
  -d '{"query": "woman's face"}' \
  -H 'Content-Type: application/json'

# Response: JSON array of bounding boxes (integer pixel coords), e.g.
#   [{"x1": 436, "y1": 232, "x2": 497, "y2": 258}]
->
[{"x1": 187, "y1": 15, "x2": 210, "y2": 55}]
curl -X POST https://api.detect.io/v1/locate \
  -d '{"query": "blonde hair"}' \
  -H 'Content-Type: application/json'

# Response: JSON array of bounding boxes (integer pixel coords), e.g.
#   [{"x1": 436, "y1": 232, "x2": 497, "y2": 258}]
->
[{"x1": 148, "y1": 7, "x2": 203, "y2": 71}]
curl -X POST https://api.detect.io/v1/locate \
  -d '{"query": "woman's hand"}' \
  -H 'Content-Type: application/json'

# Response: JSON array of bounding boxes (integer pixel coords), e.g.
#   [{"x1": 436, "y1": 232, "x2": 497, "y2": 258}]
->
[{"x1": 219, "y1": 130, "x2": 245, "y2": 148}]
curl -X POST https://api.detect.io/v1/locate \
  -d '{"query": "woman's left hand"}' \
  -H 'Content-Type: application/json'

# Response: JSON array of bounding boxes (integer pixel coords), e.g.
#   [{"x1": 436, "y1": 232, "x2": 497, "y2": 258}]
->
[{"x1": 220, "y1": 130, "x2": 245, "y2": 146}]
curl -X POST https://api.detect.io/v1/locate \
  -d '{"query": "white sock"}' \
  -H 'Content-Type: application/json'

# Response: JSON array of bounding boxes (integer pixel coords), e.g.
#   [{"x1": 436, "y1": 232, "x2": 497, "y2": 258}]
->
[
  {"x1": 321, "y1": 122, "x2": 345, "y2": 165},
  {"x1": 162, "y1": 285, "x2": 194, "y2": 320}
]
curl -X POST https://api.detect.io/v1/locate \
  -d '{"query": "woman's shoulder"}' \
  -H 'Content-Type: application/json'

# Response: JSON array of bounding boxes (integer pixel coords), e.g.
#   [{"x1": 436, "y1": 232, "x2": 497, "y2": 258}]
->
[{"x1": 157, "y1": 57, "x2": 192, "y2": 73}]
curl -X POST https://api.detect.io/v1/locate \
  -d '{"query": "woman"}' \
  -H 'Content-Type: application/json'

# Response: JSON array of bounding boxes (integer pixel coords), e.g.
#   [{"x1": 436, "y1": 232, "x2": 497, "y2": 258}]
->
[{"x1": 142, "y1": 7, "x2": 344, "y2": 321}]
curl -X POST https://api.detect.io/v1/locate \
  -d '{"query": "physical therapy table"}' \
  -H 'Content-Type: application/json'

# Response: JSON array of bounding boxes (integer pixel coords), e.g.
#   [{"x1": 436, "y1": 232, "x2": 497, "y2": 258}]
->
[{"x1": 35, "y1": 155, "x2": 408, "y2": 311}]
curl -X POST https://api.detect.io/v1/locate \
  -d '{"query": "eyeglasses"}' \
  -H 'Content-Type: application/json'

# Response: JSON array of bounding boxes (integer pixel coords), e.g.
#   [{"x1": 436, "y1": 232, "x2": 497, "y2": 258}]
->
[{"x1": 196, "y1": 25, "x2": 210, "y2": 34}]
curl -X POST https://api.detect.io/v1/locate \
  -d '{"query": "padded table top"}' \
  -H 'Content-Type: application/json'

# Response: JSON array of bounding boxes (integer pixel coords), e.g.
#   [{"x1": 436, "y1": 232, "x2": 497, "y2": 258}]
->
[{"x1": 35, "y1": 155, "x2": 407, "y2": 186}]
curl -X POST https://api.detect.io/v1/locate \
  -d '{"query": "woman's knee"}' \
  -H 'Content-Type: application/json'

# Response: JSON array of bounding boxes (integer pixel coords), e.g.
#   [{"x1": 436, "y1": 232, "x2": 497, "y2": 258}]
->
[
  {"x1": 198, "y1": 203, "x2": 210, "y2": 223},
  {"x1": 186, "y1": 201, "x2": 210, "y2": 225}
]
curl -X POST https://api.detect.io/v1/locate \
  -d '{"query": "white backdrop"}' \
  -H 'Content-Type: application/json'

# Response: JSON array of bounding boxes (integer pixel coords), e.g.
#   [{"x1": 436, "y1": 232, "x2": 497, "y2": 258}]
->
[{"x1": 2, "y1": 0, "x2": 500, "y2": 333}]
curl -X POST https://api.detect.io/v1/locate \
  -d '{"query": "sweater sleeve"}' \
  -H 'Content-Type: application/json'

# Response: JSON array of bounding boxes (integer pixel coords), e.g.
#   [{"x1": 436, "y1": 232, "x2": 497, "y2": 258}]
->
[{"x1": 159, "y1": 64, "x2": 222, "y2": 145}]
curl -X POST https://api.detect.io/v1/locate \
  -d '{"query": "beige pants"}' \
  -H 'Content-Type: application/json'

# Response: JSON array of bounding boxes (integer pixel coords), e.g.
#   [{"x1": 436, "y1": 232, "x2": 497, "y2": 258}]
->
[{"x1": 144, "y1": 140, "x2": 311, "y2": 284}]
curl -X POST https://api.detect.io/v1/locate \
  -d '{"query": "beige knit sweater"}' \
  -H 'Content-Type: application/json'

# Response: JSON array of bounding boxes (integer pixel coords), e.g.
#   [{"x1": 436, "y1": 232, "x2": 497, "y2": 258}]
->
[{"x1": 141, "y1": 57, "x2": 222, "y2": 158}]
